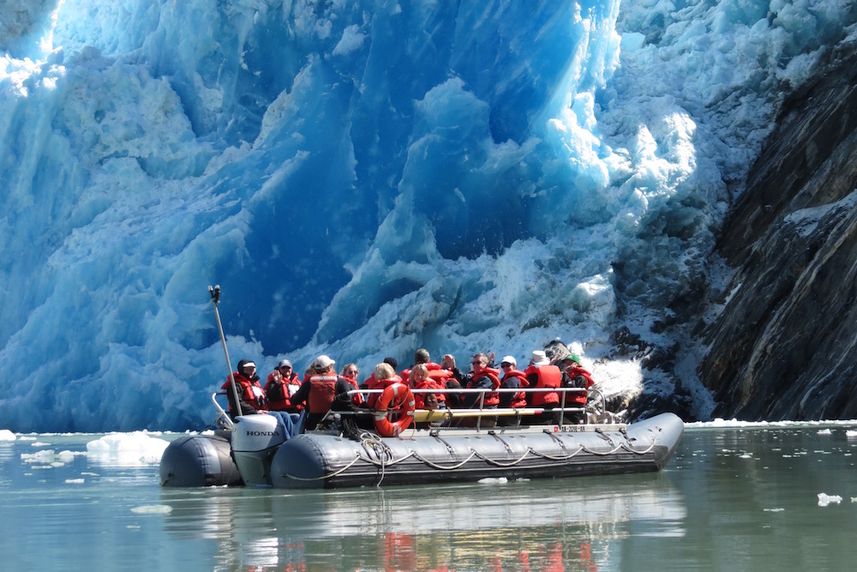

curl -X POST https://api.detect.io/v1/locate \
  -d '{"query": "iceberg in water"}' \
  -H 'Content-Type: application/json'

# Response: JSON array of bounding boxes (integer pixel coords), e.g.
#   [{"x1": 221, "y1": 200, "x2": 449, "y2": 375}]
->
[{"x1": 1, "y1": 0, "x2": 854, "y2": 431}]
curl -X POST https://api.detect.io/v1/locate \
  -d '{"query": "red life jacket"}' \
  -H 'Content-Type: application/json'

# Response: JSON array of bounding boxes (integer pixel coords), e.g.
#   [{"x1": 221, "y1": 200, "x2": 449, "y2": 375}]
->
[
  {"x1": 501, "y1": 370, "x2": 529, "y2": 408},
  {"x1": 564, "y1": 365, "x2": 594, "y2": 406},
  {"x1": 401, "y1": 362, "x2": 445, "y2": 386},
  {"x1": 412, "y1": 378, "x2": 447, "y2": 408},
  {"x1": 342, "y1": 375, "x2": 364, "y2": 406},
  {"x1": 221, "y1": 372, "x2": 266, "y2": 413},
  {"x1": 367, "y1": 375, "x2": 403, "y2": 409},
  {"x1": 467, "y1": 367, "x2": 501, "y2": 407},
  {"x1": 264, "y1": 371, "x2": 296, "y2": 411},
  {"x1": 307, "y1": 374, "x2": 337, "y2": 414},
  {"x1": 526, "y1": 365, "x2": 561, "y2": 406}
]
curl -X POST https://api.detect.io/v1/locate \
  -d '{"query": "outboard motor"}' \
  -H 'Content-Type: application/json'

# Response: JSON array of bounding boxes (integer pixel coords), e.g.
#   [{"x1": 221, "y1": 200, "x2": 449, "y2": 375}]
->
[{"x1": 231, "y1": 414, "x2": 288, "y2": 486}]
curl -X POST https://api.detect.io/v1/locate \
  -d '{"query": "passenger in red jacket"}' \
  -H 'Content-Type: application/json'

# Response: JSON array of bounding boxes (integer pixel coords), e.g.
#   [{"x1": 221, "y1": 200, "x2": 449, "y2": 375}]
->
[
  {"x1": 365, "y1": 362, "x2": 404, "y2": 410},
  {"x1": 221, "y1": 359, "x2": 267, "y2": 418},
  {"x1": 558, "y1": 353, "x2": 594, "y2": 423},
  {"x1": 340, "y1": 362, "x2": 364, "y2": 406},
  {"x1": 410, "y1": 364, "x2": 446, "y2": 410},
  {"x1": 524, "y1": 350, "x2": 562, "y2": 424},
  {"x1": 264, "y1": 359, "x2": 302, "y2": 412},
  {"x1": 289, "y1": 355, "x2": 354, "y2": 431}
]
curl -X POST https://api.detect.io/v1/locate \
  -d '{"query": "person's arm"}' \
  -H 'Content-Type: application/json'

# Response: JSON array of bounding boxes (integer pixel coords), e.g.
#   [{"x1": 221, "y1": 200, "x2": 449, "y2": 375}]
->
[
  {"x1": 464, "y1": 375, "x2": 493, "y2": 408},
  {"x1": 289, "y1": 380, "x2": 311, "y2": 406},
  {"x1": 525, "y1": 373, "x2": 538, "y2": 406},
  {"x1": 499, "y1": 378, "x2": 518, "y2": 408},
  {"x1": 331, "y1": 378, "x2": 356, "y2": 411}
]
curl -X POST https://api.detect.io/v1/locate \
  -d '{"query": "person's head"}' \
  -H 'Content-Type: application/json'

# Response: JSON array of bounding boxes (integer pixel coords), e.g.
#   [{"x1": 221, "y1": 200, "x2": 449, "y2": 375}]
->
[
  {"x1": 277, "y1": 359, "x2": 293, "y2": 375},
  {"x1": 530, "y1": 350, "x2": 549, "y2": 366},
  {"x1": 374, "y1": 362, "x2": 396, "y2": 381},
  {"x1": 237, "y1": 359, "x2": 257, "y2": 377},
  {"x1": 341, "y1": 363, "x2": 359, "y2": 379},
  {"x1": 499, "y1": 355, "x2": 517, "y2": 372},
  {"x1": 414, "y1": 348, "x2": 430, "y2": 364},
  {"x1": 471, "y1": 352, "x2": 489, "y2": 371},
  {"x1": 561, "y1": 353, "x2": 581, "y2": 366},
  {"x1": 311, "y1": 354, "x2": 336, "y2": 374},
  {"x1": 411, "y1": 364, "x2": 429, "y2": 383},
  {"x1": 441, "y1": 354, "x2": 456, "y2": 369},
  {"x1": 383, "y1": 356, "x2": 399, "y2": 370}
]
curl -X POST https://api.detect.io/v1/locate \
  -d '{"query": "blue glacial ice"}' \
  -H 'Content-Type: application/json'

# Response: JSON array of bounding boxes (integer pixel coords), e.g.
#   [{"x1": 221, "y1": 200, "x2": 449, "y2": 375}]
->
[{"x1": 1, "y1": 0, "x2": 854, "y2": 431}]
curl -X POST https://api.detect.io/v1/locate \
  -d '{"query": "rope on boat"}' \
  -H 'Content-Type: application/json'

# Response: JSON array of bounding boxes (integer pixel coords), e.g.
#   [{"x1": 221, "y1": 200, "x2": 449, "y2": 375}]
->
[
  {"x1": 281, "y1": 452, "x2": 363, "y2": 481},
  {"x1": 281, "y1": 430, "x2": 657, "y2": 482},
  {"x1": 471, "y1": 448, "x2": 532, "y2": 468},
  {"x1": 620, "y1": 439, "x2": 657, "y2": 454},
  {"x1": 528, "y1": 445, "x2": 585, "y2": 461},
  {"x1": 410, "y1": 450, "x2": 478, "y2": 470}
]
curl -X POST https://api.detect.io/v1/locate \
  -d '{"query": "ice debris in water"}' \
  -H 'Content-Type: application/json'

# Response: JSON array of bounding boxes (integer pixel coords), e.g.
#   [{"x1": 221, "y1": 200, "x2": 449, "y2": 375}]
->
[
  {"x1": 817, "y1": 493, "x2": 843, "y2": 507},
  {"x1": 0, "y1": 430, "x2": 16, "y2": 441},
  {"x1": 817, "y1": 429, "x2": 832, "y2": 435},
  {"x1": 845, "y1": 430, "x2": 857, "y2": 438},
  {"x1": 64, "y1": 478, "x2": 85, "y2": 484},
  {"x1": 21, "y1": 449, "x2": 83, "y2": 466},
  {"x1": 86, "y1": 432, "x2": 170, "y2": 465},
  {"x1": 478, "y1": 477, "x2": 509, "y2": 485},
  {"x1": 131, "y1": 505, "x2": 173, "y2": 514}
]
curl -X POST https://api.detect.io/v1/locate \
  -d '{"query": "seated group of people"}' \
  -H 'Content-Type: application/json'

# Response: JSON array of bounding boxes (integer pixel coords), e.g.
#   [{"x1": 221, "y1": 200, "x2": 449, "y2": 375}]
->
[{"x1": 221, "y1": 347, "x2": 596, "y2": 431}]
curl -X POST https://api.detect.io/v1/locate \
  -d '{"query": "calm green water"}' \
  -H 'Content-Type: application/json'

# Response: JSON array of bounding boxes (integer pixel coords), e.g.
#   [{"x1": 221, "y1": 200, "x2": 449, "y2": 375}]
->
[{"x1": 1, "y1": 424, "x2": 856, "y2": 571}]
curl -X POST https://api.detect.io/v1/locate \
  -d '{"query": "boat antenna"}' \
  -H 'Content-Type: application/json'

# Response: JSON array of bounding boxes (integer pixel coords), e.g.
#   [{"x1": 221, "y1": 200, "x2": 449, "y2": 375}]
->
[{"x1": 209, "y1": 284, "x2": 242, "y2": 417}]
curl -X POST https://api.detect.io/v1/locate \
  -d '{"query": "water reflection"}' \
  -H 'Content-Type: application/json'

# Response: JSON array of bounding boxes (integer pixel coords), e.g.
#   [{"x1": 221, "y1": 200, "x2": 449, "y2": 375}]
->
[{"x1": 161, "y1": 473, "x2": 684, "y2": 570}]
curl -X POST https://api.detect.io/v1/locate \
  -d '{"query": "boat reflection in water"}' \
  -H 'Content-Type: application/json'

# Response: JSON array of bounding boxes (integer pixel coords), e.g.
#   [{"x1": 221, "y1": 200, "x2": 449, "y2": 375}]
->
[{"x1": 161, "y1": 471, "x2": 684, "y2": 570}]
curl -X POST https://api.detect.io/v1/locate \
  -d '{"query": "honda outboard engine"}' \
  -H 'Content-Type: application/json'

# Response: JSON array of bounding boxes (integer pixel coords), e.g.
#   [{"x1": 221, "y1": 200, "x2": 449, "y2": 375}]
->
[{"x1": 231, "y1": 414, "x2": 287, "y2": 486}]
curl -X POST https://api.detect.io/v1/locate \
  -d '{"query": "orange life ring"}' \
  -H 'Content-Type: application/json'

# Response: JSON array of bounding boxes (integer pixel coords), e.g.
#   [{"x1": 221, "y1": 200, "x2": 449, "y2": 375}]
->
[{"x1": 373, "y1": 382, "x2": 415, "y2": 437}]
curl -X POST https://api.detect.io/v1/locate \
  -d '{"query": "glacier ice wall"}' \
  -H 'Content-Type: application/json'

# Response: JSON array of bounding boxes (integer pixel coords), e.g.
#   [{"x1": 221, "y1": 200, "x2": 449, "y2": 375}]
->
[{"x1": 0, "y1": 0, "x2": 854, "y2": 431}]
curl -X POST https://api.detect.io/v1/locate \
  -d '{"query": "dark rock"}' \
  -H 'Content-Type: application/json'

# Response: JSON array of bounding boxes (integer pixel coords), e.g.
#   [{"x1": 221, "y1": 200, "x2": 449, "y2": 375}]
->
[{"x1": 702, "y1": 35, "x2": 857, "y2": 420}]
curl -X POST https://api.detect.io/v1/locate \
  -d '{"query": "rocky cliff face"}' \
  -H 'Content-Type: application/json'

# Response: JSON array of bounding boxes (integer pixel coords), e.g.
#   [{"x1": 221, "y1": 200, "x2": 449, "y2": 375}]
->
[{"x1": 701, "y1": 35, "x2": 857, "y2": 420}]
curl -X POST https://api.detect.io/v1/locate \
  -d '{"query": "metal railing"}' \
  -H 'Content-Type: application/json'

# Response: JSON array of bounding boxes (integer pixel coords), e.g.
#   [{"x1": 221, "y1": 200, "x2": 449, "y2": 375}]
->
[{"x1": 347, "y1": 386, "x2": 589, "y2": 432}]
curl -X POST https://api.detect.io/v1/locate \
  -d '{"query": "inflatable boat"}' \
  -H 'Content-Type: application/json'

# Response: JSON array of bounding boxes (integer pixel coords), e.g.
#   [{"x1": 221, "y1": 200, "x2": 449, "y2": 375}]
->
[
  {"x1": 161, "y1": 288, "x2": 683, "y2": 488},
  {"x1": 160, "y1": 387, "x2": 684, "y2": 489}
]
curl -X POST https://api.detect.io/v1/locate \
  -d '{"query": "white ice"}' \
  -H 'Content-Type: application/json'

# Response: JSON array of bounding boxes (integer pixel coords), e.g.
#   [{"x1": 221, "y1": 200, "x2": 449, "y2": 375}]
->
[
  {"x1": 85, "y1": 431, "x2": 170, "y2": 465},
  {"x1": 1, "y1": 1, "x2": 855, "y2": 431}
]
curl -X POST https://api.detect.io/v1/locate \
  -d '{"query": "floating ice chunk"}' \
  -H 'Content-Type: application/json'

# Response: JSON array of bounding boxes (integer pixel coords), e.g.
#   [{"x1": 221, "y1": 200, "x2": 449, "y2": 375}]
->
[
  {"x1": 845, "y1": 430, "x2": 857, "y2": 438},
  {"x1": 817, "y1": 493, "x2": 842, "y2": 507},
  {"x1": 20, "y1": 449, "x2": 83, "y2": 466},
  {"x1": 738, "y1": 453, "x2": 753, "y2": 459},
  {"x1": 65, "y1": 478, "x2": 84, "y2": 484},
  {"x1": 763, "y1": 508, "x2": 785, "y2": 512},
  {"x1": 131, "y1": 505, "x2": 173, "y2": 514},
  {"x1": 0, "y1": 430, "x2": 15, "y2": 441},
  {"x1": 478, "y1": 477, "x2": 508, "y2": 485},
  {"x1": 817, "y1": 429, "x2": 832, "y2": 435},
  {"x1": 86, "y1": 432, "x2": 170, "y2": 466},
  {"x1": 31, "y1": 441, "x2": 51, "y2": 447}
]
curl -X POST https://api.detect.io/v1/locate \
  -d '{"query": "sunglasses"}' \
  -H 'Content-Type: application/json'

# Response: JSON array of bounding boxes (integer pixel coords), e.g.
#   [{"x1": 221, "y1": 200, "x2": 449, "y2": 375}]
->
[
  {"x1": 346, "y1": 369, "x2": 358, "y2": 375},
  {"x1": 500, "y1": 363, "x2": 513, "y2": 367}
]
